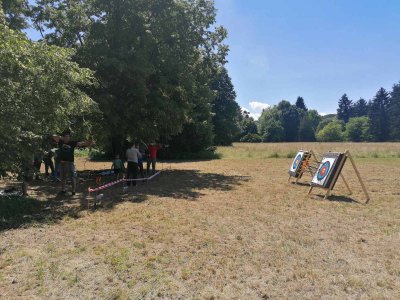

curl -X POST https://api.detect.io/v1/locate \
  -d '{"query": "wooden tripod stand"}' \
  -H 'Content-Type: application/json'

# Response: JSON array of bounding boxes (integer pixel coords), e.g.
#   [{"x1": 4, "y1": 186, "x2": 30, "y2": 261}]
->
[{"x1": 308, "y1": 150, "x2": 370, "y2": 203}]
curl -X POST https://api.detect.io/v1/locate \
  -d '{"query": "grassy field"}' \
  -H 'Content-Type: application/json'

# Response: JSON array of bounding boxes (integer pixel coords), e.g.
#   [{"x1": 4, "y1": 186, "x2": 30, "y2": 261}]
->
[
  {"x1": 217, "y1": 142, "x2": 400, "y2": 159},
  {"x1": 1, "y1": 143, "x2": 399, "y2": 299}
]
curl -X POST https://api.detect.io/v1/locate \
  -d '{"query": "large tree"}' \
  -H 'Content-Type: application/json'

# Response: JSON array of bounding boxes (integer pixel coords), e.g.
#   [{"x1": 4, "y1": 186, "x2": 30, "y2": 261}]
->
[
  {"x1": 298, "y1": 110, "x2": 321, "y2": 141},
  {"x1": 337, "y1": 94, "x2": 353, "y2": 123},
  {"x1": 388, "y1": 82, "x2": 400, "y2": 140},
  {"x1": 238, "y1": 110, "x2": 258, "y2": 140},
  {"x1": 0, "y1": 22, "x2": 96, "y2": 188},
  {"x1": 277, "y1": 100, "x2": 302, "y2": 142},
  {"x1": 368, "y1": 88, "x2": 390, "y2": 141},
  {"x1": 210, "y1": 67, "x2": 241, "y2": 145},
  {"x1": 30, "y1": 0, "x2": 228, "y2": 154},
  {"x1": 259, "y1": 101, "x2": 303, "y2": 142},
  {"x1": 258, "y1": 106, "x2": 284, "y2": 142}
]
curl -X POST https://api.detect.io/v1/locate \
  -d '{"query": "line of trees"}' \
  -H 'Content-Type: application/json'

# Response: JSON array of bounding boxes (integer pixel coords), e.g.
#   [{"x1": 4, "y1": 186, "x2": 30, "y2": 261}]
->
[{"x1": 237, "y1": 83, "x2": 400, "y2": 143}]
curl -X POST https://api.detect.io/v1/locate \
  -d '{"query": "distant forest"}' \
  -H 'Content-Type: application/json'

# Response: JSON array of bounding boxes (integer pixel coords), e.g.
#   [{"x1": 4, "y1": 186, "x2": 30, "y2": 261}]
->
[{"x1": 237, "y1": 83, "x2": 400, "y2": 144}]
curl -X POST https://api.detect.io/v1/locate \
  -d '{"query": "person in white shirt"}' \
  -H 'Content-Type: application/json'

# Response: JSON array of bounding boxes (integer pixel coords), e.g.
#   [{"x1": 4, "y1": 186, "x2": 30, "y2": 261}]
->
[{"x1": 125, "y1": 143, "x2": 142, "y2": 186}]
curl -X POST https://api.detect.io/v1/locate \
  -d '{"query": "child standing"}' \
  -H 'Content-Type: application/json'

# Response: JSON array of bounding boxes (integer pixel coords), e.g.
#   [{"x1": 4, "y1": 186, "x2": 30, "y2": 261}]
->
[{"x1": 111, "y1": 155, "x2": 125, "y2": 179}]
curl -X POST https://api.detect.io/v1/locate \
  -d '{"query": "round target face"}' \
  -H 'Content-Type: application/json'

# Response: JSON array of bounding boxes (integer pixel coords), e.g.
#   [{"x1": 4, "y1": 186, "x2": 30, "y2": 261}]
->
[
  {"x1": 292, "y1": 154, "x2": 302, "y2": 170},
  {"x1": 317, "y1": 161, "x2": 331, "y2": 181}
]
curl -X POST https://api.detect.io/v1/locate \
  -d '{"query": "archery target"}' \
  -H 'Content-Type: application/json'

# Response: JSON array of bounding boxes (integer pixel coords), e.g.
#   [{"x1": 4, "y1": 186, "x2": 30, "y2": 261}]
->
[
  {"x1": 312, "y1": 157, "x2": 336, "y2": 187},
  {"x1": 317, "y1": 161, "x2": 331, "y2": 181},
  {"x1": 289, "y1": 151, "x2": 308, "y2": 177}
]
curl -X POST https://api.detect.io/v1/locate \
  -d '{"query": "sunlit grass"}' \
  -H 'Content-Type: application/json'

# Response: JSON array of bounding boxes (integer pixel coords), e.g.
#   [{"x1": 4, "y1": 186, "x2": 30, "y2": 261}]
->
[{"x1": 217, "y1": 142, "x2": 400, "y2": 159}]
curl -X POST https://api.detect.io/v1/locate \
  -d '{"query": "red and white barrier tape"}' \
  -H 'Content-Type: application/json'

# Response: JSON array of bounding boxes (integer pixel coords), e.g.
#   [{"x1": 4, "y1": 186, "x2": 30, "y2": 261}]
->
[
  {"x1": 88, "y1": 171, "x2": 162, "y2": 193},
  {"x1": 88, "y1": 179, "x2": 124, "y2": 193},
  {"x1": 124, "y1": 171, "x2": 161, "y2": 181}
]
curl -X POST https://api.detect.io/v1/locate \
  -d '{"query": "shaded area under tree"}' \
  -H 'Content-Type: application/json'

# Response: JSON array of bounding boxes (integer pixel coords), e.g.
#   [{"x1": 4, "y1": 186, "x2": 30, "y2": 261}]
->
[{"x1": 0, "y1": 169, "x2": 249, "y2": 231}]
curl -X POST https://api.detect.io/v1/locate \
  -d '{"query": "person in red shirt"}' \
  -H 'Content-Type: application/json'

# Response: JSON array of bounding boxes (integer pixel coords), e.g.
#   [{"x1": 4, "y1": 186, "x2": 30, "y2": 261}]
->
[{"x1": 146, "y1": 142, "x2": 161, "y2": 175}]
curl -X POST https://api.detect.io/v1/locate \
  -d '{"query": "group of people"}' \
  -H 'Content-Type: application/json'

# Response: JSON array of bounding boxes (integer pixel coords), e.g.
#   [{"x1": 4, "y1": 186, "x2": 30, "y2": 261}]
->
[
  {"x1": 112, "y1": 142, "x2": 163, "y2": 186},
  {"x1": 32, "y1": 131, "x2": 164, "y2": 195}
]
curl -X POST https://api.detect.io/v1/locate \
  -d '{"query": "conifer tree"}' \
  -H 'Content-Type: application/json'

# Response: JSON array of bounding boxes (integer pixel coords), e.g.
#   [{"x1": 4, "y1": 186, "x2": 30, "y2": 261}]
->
[
  {"x1": 353, "y1": 98, "x2": 369, "y2": 117},
  {"x1": 295, "y1": 96, "x2": 308, "y2": 111},
  {"x1": 368, "y1": 88, "x2": 390, "y2": 141},
  {"x1": 337, "y1": 94, "x2": 353, "y2": 123},
  {"x1": 388, "y1": 82, "x2": 400, "y2": 140}
]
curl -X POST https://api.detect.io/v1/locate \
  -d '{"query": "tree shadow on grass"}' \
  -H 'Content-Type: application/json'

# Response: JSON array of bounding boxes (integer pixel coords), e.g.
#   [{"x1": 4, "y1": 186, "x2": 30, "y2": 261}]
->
[
  {"x1": 98, "y1": 169, "x2": 249, "y2": 210},
  {"x1": 0, "y1": 169, "x2": 249, "y2": 231}
]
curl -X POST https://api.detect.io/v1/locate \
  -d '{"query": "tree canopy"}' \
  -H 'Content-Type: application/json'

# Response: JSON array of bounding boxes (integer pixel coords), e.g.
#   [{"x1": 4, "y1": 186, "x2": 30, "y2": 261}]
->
[
  {"x1": 211, "y1": 67, "x2": 241, "y2": 146},
  {"x1": 0, "y1": 22, "x2": 97, "y2": 176},
  {"x1": 27, "y1": 0, "x2": 230, "y2": 154}
]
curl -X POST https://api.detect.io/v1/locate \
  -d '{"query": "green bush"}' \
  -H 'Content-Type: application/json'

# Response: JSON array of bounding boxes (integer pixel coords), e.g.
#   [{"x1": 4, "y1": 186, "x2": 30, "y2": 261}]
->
[
  {"x1": 344, "y1": 117, "x2": 371, "y2": 142},
  {"x1": 316, "y1": 120, "x2": 344, "y2": 142},
  {"x1": 240, "y1": 133, "x2": 262, "y2": 143}
]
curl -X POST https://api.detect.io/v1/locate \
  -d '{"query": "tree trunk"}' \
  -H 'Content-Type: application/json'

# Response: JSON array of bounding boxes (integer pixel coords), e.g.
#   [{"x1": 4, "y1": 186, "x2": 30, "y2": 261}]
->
[
  {"x1": 111, "y1": 134, "x2": 126, "y2": 158},
  {"x1": 22, "y1": 181, "x2": 28, "y2": 196}
]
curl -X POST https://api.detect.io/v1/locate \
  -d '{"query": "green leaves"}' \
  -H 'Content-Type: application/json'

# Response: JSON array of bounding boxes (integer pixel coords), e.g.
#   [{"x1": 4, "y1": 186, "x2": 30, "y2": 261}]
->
[
  {"x1": 211, "y1": 67, "x2": 241, "y2": 146},
  {"x1": 29, "y1": 0, "x2": 228, "y2": 153},
  {"x1": 0, "y1": 24, "x2": 97, "y2": 174},
  {"x1": 1, "y1": 0, "x2": 30, "y2": 30},
  {"x1": 3, "y1": 1, "x2": 231, "y2": 157}
]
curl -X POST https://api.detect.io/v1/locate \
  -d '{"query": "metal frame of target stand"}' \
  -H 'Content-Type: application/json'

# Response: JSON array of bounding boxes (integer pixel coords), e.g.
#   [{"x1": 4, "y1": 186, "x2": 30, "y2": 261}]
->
[{"x1": 307, "y1": 150, "x2": 370, "y2": 203}]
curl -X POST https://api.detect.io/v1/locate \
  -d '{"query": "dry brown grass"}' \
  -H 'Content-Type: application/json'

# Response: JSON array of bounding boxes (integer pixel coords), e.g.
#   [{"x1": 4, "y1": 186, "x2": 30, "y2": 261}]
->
[
  {"x1": 1, "y1": 143, "x2": 400, "y2": 299},
  {"x1": 218, "y1": 142, "x2": 400, "y2": 159}
]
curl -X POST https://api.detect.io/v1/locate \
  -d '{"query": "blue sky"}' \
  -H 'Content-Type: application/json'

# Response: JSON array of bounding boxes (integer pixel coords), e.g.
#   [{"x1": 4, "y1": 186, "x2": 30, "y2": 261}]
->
[
  {"x1": 24, "y1": 0, "x2": 400, "y2": 118},
  {"x1": 214, "y1": 0, "x2": 400, "y2": 118}
]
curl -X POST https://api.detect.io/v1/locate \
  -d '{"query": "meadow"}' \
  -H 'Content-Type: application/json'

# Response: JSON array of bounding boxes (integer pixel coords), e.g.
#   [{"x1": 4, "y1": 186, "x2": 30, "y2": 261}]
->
[{"x1": 0, "y1": 143, "x2": 399, "y2": 299}]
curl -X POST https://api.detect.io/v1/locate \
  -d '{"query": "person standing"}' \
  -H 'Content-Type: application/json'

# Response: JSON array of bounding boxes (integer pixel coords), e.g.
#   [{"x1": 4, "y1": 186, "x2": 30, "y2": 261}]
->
[
  {"x1": 146, "y1": 143, "x2": 161, "y2": 175},
  {"x1": 111, "y1": 154, "x2": 125, "y2": 179},
  {"x1": 43, "y1": 150, "x2": 55, "y2": 179},
  {"x1": 136, "y1": 143, "x2": 145, "y2": 178},
  {"x1": 125, "y1": 143, "x2": 142, "y2": 187},
  {"x1": 53, "y1": 131, "x2": 93, "y2": 195}
]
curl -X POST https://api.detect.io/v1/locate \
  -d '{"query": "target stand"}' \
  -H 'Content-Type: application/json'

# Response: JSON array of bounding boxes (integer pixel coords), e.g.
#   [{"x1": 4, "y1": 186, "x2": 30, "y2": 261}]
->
[
  {"x1": 288, "y1": 150, "x2": 320, "y2": 184},
  {"x1": 308, "y1": 150, "x2": 370, "y2": 203}
]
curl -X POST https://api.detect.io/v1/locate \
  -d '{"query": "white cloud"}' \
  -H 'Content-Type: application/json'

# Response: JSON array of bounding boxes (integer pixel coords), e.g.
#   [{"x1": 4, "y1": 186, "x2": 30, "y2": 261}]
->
[
  {"x1": 249, "y1": 101, "x2": 270, "y2": 111},
  {"x1": 319, "y1": 112, "x2": 335, "y2": 116},
  {"x1": 241, "y1": 101, "x2": 271, "y2": 120}
]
